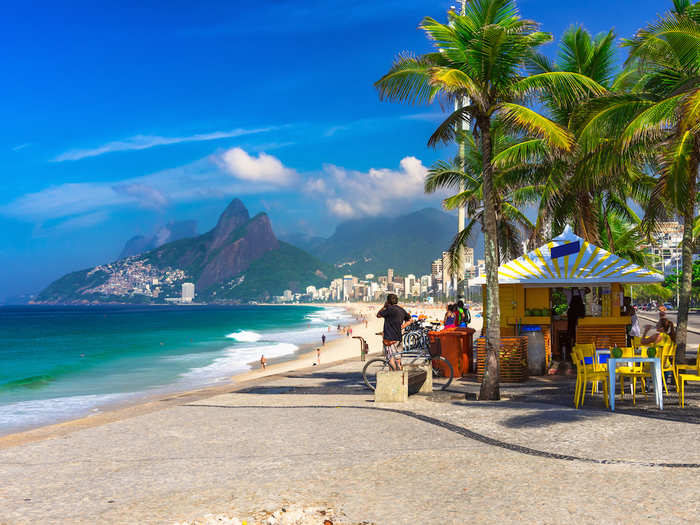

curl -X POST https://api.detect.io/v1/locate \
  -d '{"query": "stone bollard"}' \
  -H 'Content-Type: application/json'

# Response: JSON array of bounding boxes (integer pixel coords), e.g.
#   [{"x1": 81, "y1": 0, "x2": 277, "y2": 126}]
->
[
  {"x1": 405, "y1": 364, "x2": 432, "y2": 393},
  {"x1": 375, "y1": 369, "x2": 408, "y2": 402}
]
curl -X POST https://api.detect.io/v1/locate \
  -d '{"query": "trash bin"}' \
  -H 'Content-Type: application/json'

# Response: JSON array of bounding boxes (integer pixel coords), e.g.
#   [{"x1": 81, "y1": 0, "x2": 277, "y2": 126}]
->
[
  {"x1": 454, "y1": 326, "x2": 476, "y2": 373},
  {"x1": 429, "y1": 328, "x2": 475, "y2": 377},
  {"x1": 521, "y1": 325, "x2": 545, "y2": 376}
]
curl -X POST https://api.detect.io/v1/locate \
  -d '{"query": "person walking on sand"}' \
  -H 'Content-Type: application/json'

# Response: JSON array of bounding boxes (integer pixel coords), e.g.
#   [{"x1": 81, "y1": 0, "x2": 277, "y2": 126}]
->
[
  {"x1": 321, "y1": 333, "x2": 326, "y2": 346},
  {"x1": 260, "y1": 355, "x2": 267, "y2": 370},
  {"x1": 316, "y1": 347, "x2": 321, "y2": 365},
  {"x1": 377, "y1": 293, "x2": 411, "y2": 371}
]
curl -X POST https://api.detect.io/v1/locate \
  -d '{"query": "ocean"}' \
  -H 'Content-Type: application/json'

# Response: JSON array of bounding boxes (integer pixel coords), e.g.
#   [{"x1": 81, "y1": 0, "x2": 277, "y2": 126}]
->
[{"x1": 0, "y1": 304, "x2": 351, "y2": 436}]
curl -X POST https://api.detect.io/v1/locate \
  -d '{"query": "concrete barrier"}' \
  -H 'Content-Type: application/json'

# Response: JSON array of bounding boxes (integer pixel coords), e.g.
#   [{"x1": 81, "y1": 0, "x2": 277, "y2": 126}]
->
[
  {"x1": 405, "y1": 364, "x2": 432, "y2": 393},
  {"x1": 375, "y1": 365, "x2": 431, "y2": 402},
  {"x1": 375, "y1": 370, "x2": 408, "y2": 402}
]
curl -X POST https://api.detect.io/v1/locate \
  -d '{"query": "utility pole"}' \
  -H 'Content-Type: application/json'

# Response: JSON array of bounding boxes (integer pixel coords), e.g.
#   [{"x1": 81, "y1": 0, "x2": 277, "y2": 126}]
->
[
  {"x1": 453, "y1": 0, "x2": 470, "y2": 302},
  {"x1": 676, "y1": 250, "x2": 680, "y2": 309}
]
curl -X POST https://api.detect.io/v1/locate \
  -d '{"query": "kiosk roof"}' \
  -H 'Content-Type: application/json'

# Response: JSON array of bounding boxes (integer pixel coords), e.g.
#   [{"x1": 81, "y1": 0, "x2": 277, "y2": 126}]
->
[{"x1": 470, "y1": 225, "x2": 663, "y2": 286}]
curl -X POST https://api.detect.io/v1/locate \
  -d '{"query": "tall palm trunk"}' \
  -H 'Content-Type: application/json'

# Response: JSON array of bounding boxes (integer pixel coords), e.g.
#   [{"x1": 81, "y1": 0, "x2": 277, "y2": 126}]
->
[
  {"x1": 576, "y1": 192, "x2": 602, "y2": 245},
  {"x1": 676, "y1": 142, "x2": 699, "y2": 363},
  {"x1": 478, "y1": 116, "x2": 501, "y2": 400}
]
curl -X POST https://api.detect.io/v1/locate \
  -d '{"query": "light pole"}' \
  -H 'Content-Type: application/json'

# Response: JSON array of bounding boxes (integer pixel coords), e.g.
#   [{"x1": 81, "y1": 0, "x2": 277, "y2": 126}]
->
[
  {"x1": 452, "y1": 0, "x2": 470, "y2": 303},
  {"x1": 676, "y1": 250, "x2": 680, "y2": 309}
]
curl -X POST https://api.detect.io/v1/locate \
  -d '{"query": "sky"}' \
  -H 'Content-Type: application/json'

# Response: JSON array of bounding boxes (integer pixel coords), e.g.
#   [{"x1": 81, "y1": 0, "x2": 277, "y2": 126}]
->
[{"x1": 0, "y1": 0, "x2": 675, "y2": 301}]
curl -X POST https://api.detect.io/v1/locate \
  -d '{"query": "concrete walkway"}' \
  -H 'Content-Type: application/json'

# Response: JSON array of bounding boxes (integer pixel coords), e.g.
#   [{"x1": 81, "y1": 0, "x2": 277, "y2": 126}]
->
[{"x1": 1, "y1": 358, "x2": 700, "y2": 524}]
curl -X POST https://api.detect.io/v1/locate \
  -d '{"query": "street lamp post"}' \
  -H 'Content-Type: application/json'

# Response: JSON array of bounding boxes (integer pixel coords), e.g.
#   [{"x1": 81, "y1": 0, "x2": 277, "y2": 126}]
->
[
  {"x1": 676, "y1": 251, "x2": 680, "y2": 309},
  {"x1": 453, "y1": 0, "x2": 469, "y2": 303}
]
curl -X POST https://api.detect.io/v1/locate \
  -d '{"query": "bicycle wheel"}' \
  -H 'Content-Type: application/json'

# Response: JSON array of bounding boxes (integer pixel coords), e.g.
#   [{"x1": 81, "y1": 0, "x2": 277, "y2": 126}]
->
[
  {"x1": 362, "y1": 358, "x2": 390, "y2": 391},
  {"x1": 403, "y1": 332, "x2": 419, "y2": 351},
  {"x1": 431, "y1": 356, "x2": 454, "y2": 390}
]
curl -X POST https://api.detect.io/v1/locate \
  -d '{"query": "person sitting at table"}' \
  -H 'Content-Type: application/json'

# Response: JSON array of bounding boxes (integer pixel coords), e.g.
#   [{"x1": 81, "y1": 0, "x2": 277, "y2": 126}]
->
[{"x1": 640, "y1": 317, "x2": 675, "y2": 348}]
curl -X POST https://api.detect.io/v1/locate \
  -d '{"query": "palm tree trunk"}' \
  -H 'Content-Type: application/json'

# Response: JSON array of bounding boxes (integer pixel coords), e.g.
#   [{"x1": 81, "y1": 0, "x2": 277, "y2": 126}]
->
[
  {"x1": 477, "y1": 116, "x2": 501, "y2": 401},
  {"x1": 604, "y1": 203, "x2": 615, "y2": 254},
  {"x1": 576, "y1": 192, "x2": 602, "y2": 245},
  {"x1": 675, "y1": 144, "x2": 699, "y2": 364}
]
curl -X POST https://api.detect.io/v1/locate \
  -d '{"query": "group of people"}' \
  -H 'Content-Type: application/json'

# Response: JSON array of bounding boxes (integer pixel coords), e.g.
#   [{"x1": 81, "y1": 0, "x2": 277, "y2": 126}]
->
[
  {"x1": 443, "y1": 300, "x2": 471, "y2": 329},
  {"x1": 620, "y1": 296, "x2": 676, "y2": 348}
]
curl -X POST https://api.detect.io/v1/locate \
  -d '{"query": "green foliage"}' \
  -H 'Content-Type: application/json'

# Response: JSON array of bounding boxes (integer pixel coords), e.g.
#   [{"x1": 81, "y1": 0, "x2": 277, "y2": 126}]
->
[
  {"x1": 635, "y1": 283, "x2": 674, "y2": 302},
  {"x1": 36, "y1": 268, "x2": 110, "y2": 302}
]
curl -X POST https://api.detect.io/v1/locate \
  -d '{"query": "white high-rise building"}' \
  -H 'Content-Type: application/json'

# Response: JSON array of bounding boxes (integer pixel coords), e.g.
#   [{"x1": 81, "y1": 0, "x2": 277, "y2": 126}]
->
[
  {"x1": 647, "y1": 221, "x2": 684, "y2": 275},
  {"x1": 342, "y1": 275, "x2": 355, "y2": 301},
  {"x1": 181, "y1": 282, "x2": 195, "y2": 303},
  {"x1": 420, "y1": 275, "x2": 432, "y2": 296}
]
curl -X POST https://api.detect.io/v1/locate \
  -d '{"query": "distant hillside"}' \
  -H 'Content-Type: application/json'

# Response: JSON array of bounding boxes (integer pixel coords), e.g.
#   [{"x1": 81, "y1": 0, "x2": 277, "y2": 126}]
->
[
  {"x1": 289, "y1": 208, "x2": 483, "y2": 277},
  {"x1": 119, "y1": 220, "x2": 197, "y2": 258},
  {"x1": 37, "y1": 199, "x2": 334, "y2": 304},
  {"x1": 277, "y1": 232, "x2": 326, "y2": 253}
]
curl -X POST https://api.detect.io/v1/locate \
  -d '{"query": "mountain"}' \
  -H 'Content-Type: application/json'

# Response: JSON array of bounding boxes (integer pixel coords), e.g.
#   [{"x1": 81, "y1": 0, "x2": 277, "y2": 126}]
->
[
  {"x1": 36, "y1": 199, "x2": 334, "y2": 304},
  {"x1": 119, "y1": 220, "x2": 197, "y2": 258},
  {"x1": 277, "y1": 232, "x2": 326, "y2": 253},
  {"x1": 289, "y1": 208, "x2": 483, "y2": 277}
]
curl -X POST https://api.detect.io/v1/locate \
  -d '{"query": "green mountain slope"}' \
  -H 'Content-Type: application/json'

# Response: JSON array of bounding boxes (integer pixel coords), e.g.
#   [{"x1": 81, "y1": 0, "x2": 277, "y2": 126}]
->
[
  {"x1": 207, "y1": 242, "x2": 337, "y2": 301},
  {"x1": 307, "y1": 208, "x2": 483, "y2": 277}
]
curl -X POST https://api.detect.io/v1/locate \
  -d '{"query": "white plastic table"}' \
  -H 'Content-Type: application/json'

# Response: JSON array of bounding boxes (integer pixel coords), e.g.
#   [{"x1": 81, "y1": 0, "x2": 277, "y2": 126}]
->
[{"x1": 607, "y1": 357, "x2": 663, "y2": 411}]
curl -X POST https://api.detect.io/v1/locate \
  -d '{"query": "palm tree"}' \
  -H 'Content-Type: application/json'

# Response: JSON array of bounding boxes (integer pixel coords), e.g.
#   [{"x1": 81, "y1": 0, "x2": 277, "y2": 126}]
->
[
  {"x1": 599, "y1": 0, "x2": 700, "y2": 360},
  {"x1": 425, "y1": 122, "x2": 538, "y2": 276},
  {"x1": 375, "y1": 0, "x2": 605, "y2": 399},
  {"x1": 509, "y1": 26, "x2": 656, "y2": 248}
]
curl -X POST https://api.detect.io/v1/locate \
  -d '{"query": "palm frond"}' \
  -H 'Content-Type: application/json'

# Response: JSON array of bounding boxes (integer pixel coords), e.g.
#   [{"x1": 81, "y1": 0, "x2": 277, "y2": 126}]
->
[{"x1": 499, "y1": 103, "x2": 575, "y2": 151}]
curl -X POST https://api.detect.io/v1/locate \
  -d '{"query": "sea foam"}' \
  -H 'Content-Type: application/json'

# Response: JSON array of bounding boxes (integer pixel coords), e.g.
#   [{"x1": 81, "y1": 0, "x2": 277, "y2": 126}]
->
[
  {"x1": 178, "y1": 342, "x2": 299, "y2": 384},
  {"x1": 226, "y1": 330, "x2": 262, "y2": 342}
]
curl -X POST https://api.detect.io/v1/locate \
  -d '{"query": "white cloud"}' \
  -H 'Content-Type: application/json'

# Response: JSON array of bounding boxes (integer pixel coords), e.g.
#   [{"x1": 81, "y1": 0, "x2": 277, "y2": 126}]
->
[
  {"x1": 1, "y1": 147, "x2": 298, "y2": 224},
  {"x1": 306, "y1": 156, "x2": 430, "y2": 218},
  {"x1": 112, "y1": 183, "x2": 169, "y2": 208},
  {"x1": 401, "y1": 112, "x2": 449, "y2": 122},
  {"x1": 327, "y1": 198, "x2": 355, "y2": 218},
  {"x1": 33, "y1": 211, "x2": 110, "y2": 237},
  {"x1": 12, "y1": 143, "x2": 31, "y2": 151},
  {"x1": 219, "y1": 147, "x2": 296, "y2": 186},
  {"x1": 53, "y1": 128, "x2": 274, "y2": 162}
]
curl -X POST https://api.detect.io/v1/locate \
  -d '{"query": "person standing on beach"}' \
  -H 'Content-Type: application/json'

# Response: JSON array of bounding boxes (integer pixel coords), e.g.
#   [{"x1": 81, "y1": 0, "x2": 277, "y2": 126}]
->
[
  {"x1": 376, "y1": 293, "x2": 411, "y2": 371},
  {"x1": 321, "y1": 333, "x2": 326, "y2": 346},
  {"x1": 316, "y1": 347, "x2": 321, "y2": 365},
  {"x1": 260, "y1": 355, "x2": 267, "y2": 369}
]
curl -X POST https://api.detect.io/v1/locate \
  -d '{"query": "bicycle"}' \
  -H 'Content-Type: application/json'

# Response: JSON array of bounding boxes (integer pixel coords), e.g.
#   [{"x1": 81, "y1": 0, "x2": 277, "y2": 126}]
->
[{"x1": 362, "y1": 322, "x2": 453, "y2": 391}]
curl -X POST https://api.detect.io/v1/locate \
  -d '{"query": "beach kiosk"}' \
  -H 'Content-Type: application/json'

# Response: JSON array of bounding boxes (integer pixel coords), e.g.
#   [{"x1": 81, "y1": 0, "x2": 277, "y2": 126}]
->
[{"x1": 470, "y1": 226, "x2": 663, "y2": 377}]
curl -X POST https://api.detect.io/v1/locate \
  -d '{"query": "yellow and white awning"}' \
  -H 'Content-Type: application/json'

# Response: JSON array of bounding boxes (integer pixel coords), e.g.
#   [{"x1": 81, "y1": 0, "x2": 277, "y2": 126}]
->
[{"x1": 470, "y1": 225, "x2": 663, "y2": 286}]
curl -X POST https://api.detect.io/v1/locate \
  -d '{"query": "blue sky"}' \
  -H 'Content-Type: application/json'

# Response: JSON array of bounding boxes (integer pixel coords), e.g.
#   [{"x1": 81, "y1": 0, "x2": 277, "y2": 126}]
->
[{"x1": 0, "y1": 0, "x2": 673, "y2": 301}]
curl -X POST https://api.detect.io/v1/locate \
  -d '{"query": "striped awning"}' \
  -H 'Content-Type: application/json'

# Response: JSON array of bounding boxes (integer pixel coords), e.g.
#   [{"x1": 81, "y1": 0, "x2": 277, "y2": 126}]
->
[{"x1": 470, "y1": 225, "x2": 663, "y2": 286}]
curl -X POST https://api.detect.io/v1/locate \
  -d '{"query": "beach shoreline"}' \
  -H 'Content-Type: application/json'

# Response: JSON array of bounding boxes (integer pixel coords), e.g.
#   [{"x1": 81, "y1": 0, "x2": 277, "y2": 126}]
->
[
  {"x1": 0, "y1": 300, "x2": 461, "y2": 447},
  {"x1": 0, "y1": 302, "x2": 373, "y2": 447}
]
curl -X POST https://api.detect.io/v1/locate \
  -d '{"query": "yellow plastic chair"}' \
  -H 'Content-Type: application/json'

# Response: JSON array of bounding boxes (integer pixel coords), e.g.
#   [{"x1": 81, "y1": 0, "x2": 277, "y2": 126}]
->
[
  {"x1": 573, "y1": 344, "x2": 609, "y2": 409},
  {"x1": 658, "y1": 341, "x2": 677, "y2": 394},
  {"x1": 616, "y1": 347, "x2": 649, "y2": 406},
  {"x1": 677, "y1": 345, "x2": 700, "y2": 408}
]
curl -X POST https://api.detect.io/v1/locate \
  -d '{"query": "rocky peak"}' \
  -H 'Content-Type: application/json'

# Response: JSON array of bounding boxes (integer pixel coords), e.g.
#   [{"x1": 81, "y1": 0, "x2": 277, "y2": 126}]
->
[{"x1": 210, "y1": 198, "x2": 251, "y2": 251}]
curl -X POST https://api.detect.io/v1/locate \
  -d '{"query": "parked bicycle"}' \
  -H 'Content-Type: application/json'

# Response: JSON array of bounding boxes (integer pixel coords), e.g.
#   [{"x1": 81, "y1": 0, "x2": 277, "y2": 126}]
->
[{"x1": 362, "y1": 320, "x2": 453, "y2": 391}]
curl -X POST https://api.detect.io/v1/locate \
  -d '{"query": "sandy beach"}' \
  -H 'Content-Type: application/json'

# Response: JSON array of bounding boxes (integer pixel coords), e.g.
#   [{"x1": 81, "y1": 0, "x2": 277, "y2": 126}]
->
[
  {"x1": 0, "y1": 301, "x2": 458, "y2": 448},
  {"x1": 1, "y1": 304, "x2": 699, "y2": 524}
]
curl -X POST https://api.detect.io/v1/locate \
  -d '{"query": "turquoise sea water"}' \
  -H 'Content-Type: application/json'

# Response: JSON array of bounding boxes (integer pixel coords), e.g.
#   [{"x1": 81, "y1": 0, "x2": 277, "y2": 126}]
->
[{"x1": 0, "y1": 305, "x2": 350, "y2": 435}]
